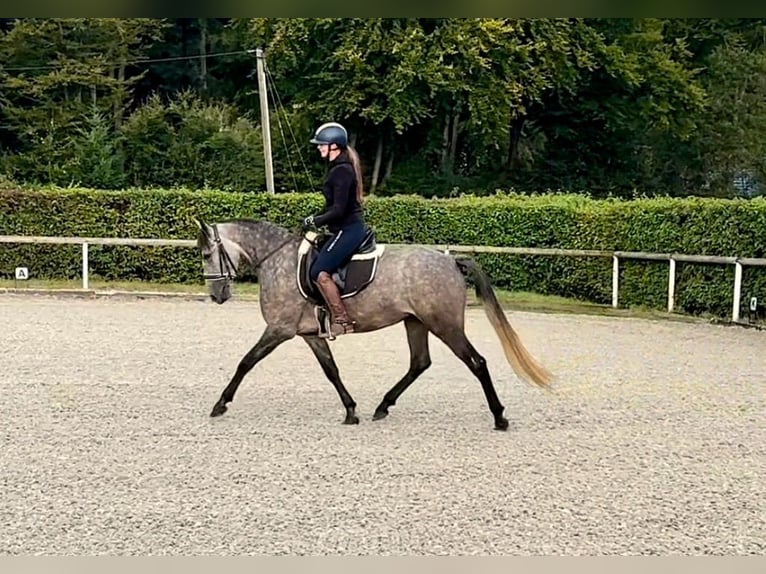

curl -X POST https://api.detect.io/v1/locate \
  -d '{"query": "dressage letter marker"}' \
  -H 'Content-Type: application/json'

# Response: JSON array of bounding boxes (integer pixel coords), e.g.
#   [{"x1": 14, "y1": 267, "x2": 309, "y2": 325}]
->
[{"x1": 15, "y1": 267, "x2": 28, "y2": 280}]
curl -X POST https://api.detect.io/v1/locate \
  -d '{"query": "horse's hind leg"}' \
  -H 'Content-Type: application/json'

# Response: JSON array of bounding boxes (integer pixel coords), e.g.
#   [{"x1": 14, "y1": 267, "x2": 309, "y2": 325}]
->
[
  {"x1": 373, "y1": 317, "x2": 431, "y2": 421},
  {"x1": 210, "y1": 325, "x2": 293, "y2": 418},
  {"x1": 432, "y1": 328, "x2": 509, "y2": 431},
  {"x1": 302, "y1": 335, "x2": 359, "y2": 425}
]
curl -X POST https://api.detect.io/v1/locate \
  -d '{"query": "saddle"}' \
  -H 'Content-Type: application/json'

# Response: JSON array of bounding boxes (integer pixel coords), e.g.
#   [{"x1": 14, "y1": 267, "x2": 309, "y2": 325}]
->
[{"x1": 296, "y1": 226, "x2": 385, "y2": 338}]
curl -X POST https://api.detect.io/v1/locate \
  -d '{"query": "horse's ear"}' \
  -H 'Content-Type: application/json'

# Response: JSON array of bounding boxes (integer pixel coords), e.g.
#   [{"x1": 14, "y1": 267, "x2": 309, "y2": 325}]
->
[{"x1": 194, "y1": 218, "x2": 210, "y2": 239}]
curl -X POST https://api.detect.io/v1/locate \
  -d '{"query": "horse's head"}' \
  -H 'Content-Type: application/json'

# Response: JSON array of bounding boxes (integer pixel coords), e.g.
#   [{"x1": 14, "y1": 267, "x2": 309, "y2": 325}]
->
[{"x1": 194, "y1": 218, "x2": 250, "y2": 305}]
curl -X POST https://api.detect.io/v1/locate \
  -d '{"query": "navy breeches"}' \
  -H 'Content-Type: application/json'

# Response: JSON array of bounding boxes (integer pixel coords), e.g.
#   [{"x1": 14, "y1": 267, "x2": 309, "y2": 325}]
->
[{"x1": 309, "y1": 223, "x2": 367, "y2": 282}]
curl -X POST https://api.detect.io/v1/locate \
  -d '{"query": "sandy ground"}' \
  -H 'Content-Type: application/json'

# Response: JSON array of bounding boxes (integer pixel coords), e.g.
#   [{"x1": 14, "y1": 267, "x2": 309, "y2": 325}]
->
[{"x1": 0, "y1": 294, "x2": 763, "y2": 555}]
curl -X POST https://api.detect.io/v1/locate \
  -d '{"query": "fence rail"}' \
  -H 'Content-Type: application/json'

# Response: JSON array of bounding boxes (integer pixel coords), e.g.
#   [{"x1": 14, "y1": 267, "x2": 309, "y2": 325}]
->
[{"x1": 2, "y1": 234, "x2": 765, "y2": 322}]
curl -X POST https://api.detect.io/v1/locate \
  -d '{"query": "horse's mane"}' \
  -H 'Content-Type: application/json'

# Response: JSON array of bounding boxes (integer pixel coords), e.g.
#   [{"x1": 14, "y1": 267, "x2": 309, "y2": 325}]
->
[
  {"x1": 225, "y1": 218, "x2": 290, "y2": 236},
  {"x1": 228, "y1": 217, "x2": 285, "y2": 231},
  {"x1": 198, "y1": 218, "x2": 292, "y2": 251},
  {"x1": 224, "y1": 217, "x2": 268, "y2": 228}
]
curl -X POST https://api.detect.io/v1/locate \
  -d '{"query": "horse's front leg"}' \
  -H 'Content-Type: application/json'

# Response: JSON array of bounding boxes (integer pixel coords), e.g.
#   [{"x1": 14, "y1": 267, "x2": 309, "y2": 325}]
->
[
  {"x1": 210, "y1": 325, "x2": 294, "y2": 417},
  {"x1": 302, "y1": 335, "x2": 359, "y2": 425}
]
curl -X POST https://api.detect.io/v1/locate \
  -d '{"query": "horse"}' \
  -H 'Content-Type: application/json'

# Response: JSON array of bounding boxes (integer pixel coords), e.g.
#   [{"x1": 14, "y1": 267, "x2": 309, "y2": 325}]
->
[{"x1": 194, "y1": 217, "x2": 552, "y2": 431}]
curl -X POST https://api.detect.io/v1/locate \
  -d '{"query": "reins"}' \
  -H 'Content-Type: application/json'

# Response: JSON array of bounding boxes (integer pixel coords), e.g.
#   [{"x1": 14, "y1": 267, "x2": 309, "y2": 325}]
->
[
  {"x1": 253, "y1": 233, "x2": 296, "y2": 268},
  {"x1": 203, "y1": 224, "x2": 297, "y2": 282}
]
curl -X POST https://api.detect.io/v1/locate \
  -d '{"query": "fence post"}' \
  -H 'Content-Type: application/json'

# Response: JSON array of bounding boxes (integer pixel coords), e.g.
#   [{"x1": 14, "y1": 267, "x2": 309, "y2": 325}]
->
[
  {"x1": 82, "y1": 242, "x2": 89, "y2": 290},
  {"x1": 667, "y1": 257, "x2": 676, "y2": 313},
  {"x1": 732, "y1": 260, "x2": 743, "y2": 322},
  {"x1": 612, "y1": 255, "x2": 619, "y2": 308}
]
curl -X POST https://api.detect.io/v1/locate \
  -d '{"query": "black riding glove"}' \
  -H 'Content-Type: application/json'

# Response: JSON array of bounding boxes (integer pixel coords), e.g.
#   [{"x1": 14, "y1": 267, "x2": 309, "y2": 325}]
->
[{"x1": 301, "y1": 215, "x2": 316, "y2": 231}]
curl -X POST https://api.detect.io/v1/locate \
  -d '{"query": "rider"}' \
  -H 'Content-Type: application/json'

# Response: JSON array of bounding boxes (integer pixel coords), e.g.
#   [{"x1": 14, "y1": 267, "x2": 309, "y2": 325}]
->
[{"x1": 302, "y1": 121, "x2": 366, "y2": 336}]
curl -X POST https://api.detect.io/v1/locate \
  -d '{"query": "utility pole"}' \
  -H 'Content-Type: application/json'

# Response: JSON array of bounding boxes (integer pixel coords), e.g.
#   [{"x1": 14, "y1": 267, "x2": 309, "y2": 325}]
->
[{"x1": 255, "y1": 47, "x2": 275, "y2": 194}]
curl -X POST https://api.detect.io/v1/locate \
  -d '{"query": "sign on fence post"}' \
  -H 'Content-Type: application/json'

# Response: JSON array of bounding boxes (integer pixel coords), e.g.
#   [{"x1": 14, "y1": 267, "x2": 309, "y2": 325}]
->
[{"x1": 14, "y1": 266, "x2": 28, "y2": 289}]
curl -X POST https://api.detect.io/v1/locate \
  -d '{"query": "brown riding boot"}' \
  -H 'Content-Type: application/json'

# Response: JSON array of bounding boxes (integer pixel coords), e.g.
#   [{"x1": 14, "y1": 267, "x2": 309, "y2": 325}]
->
[{"x1": 315, "y1": 271, "x2": 356, "y2": 336}]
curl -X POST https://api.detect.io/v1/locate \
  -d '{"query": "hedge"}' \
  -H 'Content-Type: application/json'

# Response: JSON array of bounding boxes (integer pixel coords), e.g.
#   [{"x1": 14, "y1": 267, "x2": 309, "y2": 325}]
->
[{"x1": 1, "y1": 186, "x2": 765, "y2": 320}]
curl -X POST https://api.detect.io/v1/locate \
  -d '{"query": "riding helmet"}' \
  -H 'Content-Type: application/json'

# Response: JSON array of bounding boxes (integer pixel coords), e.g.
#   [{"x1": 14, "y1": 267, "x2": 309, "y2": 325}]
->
[{"x1": 309, "y1": 122, "x2": 348, "y2": 148}]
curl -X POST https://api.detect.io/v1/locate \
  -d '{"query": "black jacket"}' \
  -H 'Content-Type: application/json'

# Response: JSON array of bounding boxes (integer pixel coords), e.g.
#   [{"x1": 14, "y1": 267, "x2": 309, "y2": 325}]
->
[{"x1": 312, "y1": 151, "x2": 364, "y2": 232}]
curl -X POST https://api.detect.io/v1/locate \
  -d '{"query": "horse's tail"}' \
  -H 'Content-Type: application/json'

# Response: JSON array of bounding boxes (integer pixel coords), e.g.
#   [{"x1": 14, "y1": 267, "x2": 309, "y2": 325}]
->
[{"x1": 455, "y1": 257, "x2": 553, "y2": 391}]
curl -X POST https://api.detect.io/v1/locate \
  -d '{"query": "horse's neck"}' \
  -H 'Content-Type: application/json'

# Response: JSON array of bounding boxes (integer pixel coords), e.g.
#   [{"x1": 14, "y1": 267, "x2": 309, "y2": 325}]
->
[
  {"x1": 256, "y1": 228, "x2": 294, "y2": 261},
  {"x1": 262, "y1": 233, "x2": 299, "y2": 269},
  {"x1": 226, "y1": 222, "x2": 285, "y2": 263},
  {"x1": 234, "y1": 224, "x2": 297, "y2": 271}
]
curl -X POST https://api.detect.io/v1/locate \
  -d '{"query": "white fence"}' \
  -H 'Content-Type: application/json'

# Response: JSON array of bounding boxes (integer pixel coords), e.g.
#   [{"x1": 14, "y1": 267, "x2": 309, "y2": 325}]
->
[{"x1": 2, "y1": 234, "x2": 766, "y2": 322}]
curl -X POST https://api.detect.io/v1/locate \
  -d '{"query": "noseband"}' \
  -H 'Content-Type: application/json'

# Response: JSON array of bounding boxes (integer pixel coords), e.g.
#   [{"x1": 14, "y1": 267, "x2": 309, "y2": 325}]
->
[{"x1": 202, "y1": 225, "x2": 295, "y2": 283}]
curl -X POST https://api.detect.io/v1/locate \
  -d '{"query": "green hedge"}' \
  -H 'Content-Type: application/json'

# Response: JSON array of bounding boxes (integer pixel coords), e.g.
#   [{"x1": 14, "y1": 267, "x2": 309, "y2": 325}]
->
[{"x1": 1, "y1": 186, "x2": 765, "y2": 319}]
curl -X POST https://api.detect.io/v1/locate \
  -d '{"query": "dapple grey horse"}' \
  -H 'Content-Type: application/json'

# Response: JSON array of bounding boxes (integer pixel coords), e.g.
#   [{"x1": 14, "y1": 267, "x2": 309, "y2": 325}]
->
[{"x1": 195, "y1": 218, "x2": 552, "y2": 430}]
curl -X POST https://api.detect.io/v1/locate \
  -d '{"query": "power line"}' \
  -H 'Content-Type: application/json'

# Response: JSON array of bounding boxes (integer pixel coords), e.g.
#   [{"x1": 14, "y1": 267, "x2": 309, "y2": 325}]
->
[
  {"x1": 266, "y1": 63, "x2": 315, "y2": 191},
  {"x1": 0, "y1": 48, "x2": 254, "y2": 72}
]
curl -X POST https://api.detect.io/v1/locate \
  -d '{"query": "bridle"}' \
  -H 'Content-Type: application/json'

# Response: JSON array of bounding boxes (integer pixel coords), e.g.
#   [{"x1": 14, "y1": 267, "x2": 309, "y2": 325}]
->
[
  {"x1": 202, "y1": 225, "x2": 238, "y2": 283},
  {"x1": 202, "y1": 224, "x2": 296, "y2": 283}
]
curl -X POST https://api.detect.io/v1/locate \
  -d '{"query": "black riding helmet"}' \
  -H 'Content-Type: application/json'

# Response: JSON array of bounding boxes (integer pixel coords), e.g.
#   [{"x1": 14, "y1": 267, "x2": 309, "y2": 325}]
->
[{"x1": 309, "y1": 122, "x2": 348, "y2": 149}]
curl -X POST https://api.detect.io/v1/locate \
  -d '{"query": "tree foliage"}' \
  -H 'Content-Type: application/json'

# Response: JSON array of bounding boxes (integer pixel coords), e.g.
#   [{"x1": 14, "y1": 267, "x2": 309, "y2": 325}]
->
[{"x1": 0, "y1": 17, "x2": 765, "y2": 198}]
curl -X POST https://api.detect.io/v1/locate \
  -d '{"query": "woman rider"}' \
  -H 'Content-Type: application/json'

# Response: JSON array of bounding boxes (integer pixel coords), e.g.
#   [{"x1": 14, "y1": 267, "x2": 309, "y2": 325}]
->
[{"x1": 302, "y1": 122, "x2": 366, "y2": 336}]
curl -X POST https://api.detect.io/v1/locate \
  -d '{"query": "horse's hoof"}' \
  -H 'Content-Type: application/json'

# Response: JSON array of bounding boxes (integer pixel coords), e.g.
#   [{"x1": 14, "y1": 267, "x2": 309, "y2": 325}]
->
[
  {"x1": 372, "y1": 409, "x2": 388, "y2": 421},
  {"x1": 494, "y1": 417, "x2": 509, "y2": 431},
  {"x1": 210, "y1": 403, "x2": 227, "y2": 417},
  {"x1": 343, "y1": 414, "x2": 360, "y2": 425}
]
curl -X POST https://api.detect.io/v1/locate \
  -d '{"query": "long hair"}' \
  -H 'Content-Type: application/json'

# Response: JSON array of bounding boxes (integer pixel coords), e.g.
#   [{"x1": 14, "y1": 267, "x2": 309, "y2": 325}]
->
[{"x1": 345, "y1": 145, "x2": 365, "y2": 203}]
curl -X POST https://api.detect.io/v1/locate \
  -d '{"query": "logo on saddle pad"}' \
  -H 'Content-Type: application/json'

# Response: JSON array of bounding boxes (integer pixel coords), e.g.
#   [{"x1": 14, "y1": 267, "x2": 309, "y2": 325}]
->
[{"x1": 296, "y1": 228, "x2": 385, "y2": 302}]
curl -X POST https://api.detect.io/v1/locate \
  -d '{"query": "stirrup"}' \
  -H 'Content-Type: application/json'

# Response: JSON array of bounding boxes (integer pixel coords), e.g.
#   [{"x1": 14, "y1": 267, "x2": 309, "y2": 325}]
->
[
  {"x1": 314, "y1": 306, "x2": 354, "y2": 340},
  {"x1": 314, "y1": 305, "x2": 333, "y2": 339}
]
